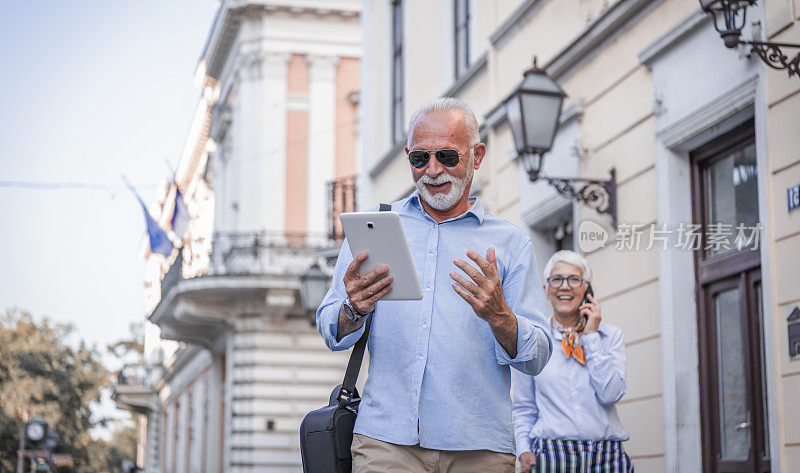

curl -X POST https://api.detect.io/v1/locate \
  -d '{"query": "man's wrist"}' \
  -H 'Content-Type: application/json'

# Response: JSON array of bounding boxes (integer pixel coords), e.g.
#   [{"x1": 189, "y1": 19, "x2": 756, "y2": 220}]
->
[
  {"x1": 488, "y1": 308, "x2": 516, "y2": 329},
  {"x1": 336, "y1": 303, "x2": 366, "y2": 342},
  {"x1": 343, "y1": 297, "x2": 373, "y2": 321}
]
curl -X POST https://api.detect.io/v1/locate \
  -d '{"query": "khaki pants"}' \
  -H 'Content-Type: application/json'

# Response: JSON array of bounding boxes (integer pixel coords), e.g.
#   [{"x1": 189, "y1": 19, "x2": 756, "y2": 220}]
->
[{"x1": 351, "y1": 433, "x2": 516, "y2": 473}]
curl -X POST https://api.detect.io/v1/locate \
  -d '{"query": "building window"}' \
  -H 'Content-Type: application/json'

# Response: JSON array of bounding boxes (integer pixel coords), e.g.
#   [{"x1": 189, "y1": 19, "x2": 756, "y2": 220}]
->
[
  {"x1": 454, "y1": 0, "x2": 470, "y2": 78},
  {"x1": 391, "y1": 0, "x2": 404, "y2": 143}
]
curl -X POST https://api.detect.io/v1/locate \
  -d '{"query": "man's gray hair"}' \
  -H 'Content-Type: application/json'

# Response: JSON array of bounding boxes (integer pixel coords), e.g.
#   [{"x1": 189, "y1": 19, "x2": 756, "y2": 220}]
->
[
  {"x1": 406, "y1": 97, "x2": 481, "y2": 150},
  {"x1": 543, "y1": 250, "x2": 593, "y2": 283}
]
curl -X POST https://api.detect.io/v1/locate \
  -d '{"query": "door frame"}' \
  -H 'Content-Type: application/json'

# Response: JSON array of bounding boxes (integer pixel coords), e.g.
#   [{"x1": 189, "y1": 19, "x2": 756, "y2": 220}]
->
[{"x1": 690, "y1": 122, "x2": 769, "y2": 473}]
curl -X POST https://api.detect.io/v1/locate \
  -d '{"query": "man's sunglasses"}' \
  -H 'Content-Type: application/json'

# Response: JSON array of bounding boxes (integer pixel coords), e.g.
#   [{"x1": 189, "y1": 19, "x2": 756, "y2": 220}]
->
[{"x1": 407, "y1": 144, "x2": 477, "y2": 169}]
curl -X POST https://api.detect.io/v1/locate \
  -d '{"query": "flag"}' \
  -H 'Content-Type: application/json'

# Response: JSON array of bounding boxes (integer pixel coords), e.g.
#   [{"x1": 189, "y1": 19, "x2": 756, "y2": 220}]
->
[
  {"x1": 122, "y1": 175, "x2": 174, "y2": 257},
  {"x1": 171, "y1": 186, "x2": 190, "y2": 240}
]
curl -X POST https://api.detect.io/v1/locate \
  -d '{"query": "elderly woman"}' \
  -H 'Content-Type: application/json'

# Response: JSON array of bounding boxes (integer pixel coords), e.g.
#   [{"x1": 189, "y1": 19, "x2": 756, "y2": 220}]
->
[{"x1": 512, "y1": 250, "x2": 633, "y2": 473}]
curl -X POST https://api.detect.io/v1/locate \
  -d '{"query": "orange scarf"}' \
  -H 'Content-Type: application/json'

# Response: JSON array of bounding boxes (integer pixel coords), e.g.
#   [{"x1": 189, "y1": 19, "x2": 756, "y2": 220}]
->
[{"x1": 554, "y1": 318, "x2": 586, "y2": 365}]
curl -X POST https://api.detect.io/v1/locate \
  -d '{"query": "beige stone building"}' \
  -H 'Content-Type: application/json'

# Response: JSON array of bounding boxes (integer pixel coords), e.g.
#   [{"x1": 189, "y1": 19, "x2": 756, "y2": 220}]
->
[{"x1": 358, "y1": 1, "x2": 800, "y2": 472}]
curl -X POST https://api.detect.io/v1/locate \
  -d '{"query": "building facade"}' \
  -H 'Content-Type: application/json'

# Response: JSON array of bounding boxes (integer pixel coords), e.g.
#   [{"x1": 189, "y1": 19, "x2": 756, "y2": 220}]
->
[
  {"x1": 114, "y1": 1, "x2": 362, "y2": 472},
  {"x1": 359, "y1": 1, "x2": 800, "y2": 472}
]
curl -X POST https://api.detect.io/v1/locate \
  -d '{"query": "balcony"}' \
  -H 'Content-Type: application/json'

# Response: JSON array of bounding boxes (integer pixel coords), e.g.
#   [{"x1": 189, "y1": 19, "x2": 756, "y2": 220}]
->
[
  {"x1": 329, "y1": 175, "x2": 357, "y2": 240},
  {"x1": 150, "y1": 231, "x2": 337, "y2": 350},
  {"x1": 112, "y1": 363, "x2": 158, "y2": 414}
]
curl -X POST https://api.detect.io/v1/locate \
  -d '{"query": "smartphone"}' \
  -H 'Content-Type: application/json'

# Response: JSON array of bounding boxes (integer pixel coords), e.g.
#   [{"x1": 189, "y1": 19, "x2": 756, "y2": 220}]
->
[{"x1": 582, "y1": 283, "x2": 594, "y2": 322}]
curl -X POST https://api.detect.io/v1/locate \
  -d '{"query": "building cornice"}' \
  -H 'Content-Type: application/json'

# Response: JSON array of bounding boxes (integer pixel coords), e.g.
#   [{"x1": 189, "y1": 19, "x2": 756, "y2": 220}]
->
[
  {"x1": 489, "y1": 0, "x2": 550, "y2": 48},
  {"x1": 521, "y1": 193, "x2": 572, "y2": 228},
  {"x1": 545, "y1": 0, "x2": 663, "y2": 80},
  {"x1": 481, "y1": 0, "x2": 658, "y2": 135},
  {"x1": 638, "y1": 8, "x2": 710, "y2": 67},
  {"x1": 198, "y1": 1, "x2": 360, "y2": 81},
  {"x1": 656, "y1": 75, "x2": 757, "y2": 151},
  {"x1": 443, "y1": 52, "x2": 488, "y2": 98}
]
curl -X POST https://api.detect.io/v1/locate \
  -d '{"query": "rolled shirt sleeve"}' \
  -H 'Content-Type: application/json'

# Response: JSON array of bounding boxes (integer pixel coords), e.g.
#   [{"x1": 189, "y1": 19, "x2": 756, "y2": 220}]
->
[
  {"x1": 316, "y1": 238, "x2": 367, "y2": 351},
  {"x1": 494, "y1": 240, "x2": 552, "y2": 375},
  {"x1": 580, "y1": 327, "x2": 627, "y2": 405}
]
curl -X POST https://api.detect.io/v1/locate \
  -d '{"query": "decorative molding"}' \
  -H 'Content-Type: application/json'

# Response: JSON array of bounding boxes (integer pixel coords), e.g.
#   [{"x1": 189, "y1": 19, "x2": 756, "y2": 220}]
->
[
  {"x1": 237, "y1": 49, "x2": 265, "y2": 81},
  {"x1": 210, "y1": 104, "x2": 232, "y2": 142},
  {"x1": 308, "y1": 54, "x2": 340, "y2": 81},
  {"x1": 545, "y1": 0, "x2": 663, "y2": 80},
  {"x1": 263, "y1": 51, "x2": 292, "y2": 79},
  {"x1": 484, "y1": 0, "x2": 659, "y2": 129},
  {"x1": 656, "y1": 75, "x2": 757, "y2": 151},
  {"x1": 263, "y1": 1, "x2": 360, "y2": 18},
  {"x1": 442, "y1": 52, "x2": 488, "y2": 98},
  {"x1": 489, "y1": 0, "x2": 549, "y2": 48},
  {"x1": 231, "y1": 48, "x2": 291, "y2": 81},
  {"x1": 521, "y1": 193, "x2": 572, "y2": 229},
  {"x1": 199, "y1": 2, "x2": 359, "y2": 81},
  {"x1": 638, "y1": 9, "x2": 710, "y2": 67},
  {"x1": 369, "y1": 135, "x2": 407, "y2": 180},
  {"x1": 200, "y1": 4, "x2": 241, "y2": 80}
]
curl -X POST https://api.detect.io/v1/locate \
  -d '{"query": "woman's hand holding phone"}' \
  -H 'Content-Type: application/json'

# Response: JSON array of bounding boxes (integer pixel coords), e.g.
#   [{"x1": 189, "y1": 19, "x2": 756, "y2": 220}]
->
[{"x1": 580, "y1": 288, "x2": 602, "y2": 334}]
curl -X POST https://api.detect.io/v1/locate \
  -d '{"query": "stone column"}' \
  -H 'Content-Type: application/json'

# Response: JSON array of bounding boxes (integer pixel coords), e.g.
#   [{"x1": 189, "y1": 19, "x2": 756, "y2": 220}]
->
[
  {"x1": 175, "y1": 392, "x2": 189, "y2": 473},
  {"x1": 307, "y1": 55, "x2": 339, "y2": 237},
  {"x1": 205, "y1": 354, "x2": 224, "y2": 472},
  {"x1": 234, "y1": 48, "x2": 290, "y2": 233},
  {"x1": 145, "y1": 410, "x2": 162, "y2": 473}
]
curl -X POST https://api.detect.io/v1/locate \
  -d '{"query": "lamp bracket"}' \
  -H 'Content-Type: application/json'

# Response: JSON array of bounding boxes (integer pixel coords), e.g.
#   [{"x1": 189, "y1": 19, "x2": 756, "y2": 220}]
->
[
  {"x1": 529, "y1": 168, "x2": 618, "y2": 228},
  {"x1": 741, "y1": 40, "x2": 800, "y2": 78}
]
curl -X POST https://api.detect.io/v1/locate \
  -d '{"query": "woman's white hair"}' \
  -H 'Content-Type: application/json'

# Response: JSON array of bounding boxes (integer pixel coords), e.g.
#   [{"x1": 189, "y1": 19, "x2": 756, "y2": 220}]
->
[
  {"x1": 406, "y1": 97, "x2": 480, "y2": 151},
  {"x1": 543, "y1": 250, "x2": 593, "y2": 283}
]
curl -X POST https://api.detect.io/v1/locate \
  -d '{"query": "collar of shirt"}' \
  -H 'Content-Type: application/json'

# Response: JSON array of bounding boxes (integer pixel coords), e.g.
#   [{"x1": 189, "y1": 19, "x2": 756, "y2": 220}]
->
[
  {"x1": 548, "y1": 316, "x2": 610, "y2": 341},
  {"x1": 402, "y1": 190, "x2": 485, "y2": 224}
]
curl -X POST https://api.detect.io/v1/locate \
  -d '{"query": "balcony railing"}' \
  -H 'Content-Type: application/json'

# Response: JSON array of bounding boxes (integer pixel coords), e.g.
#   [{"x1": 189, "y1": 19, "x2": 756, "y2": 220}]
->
[
  {"x1": 208, "y1": 231, "x2": 335, "y2": 276},
  {"x1": 113, "y1": 362, "x2": 157, "y2": 414},
  {"x1": 157, "y1": 231, "x2": 337, "y2": 308},
  {"x1": 329, "y1": 175, "x2": 357, "y2": 240},
  {"x1": 116, "y1": 362, "x2": 147, "y2": 386}
]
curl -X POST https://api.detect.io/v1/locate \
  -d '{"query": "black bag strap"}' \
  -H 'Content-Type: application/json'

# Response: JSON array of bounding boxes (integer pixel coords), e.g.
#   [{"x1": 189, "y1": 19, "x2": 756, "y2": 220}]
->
[{"x1": 338, "y1": 203, "x2": 391, "y2": 404}]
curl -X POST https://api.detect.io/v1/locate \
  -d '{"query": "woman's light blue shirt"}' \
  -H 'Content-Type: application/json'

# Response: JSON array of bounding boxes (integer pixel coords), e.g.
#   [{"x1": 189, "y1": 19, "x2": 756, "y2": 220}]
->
[{"x1": 512, "y1": 320, "x2": 630, "y2": 454}]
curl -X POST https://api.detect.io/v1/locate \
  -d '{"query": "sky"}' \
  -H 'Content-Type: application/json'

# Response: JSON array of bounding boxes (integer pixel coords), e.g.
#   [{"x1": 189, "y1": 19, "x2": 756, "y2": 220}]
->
[{"x1": 0, "y1": 0, "x2": 218, "y2": 428}]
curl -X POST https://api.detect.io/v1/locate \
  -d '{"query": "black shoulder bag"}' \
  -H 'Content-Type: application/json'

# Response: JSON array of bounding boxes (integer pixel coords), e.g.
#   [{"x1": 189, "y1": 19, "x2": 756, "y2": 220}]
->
[{"x1": 299, "y1": 203, "x2": 389, "y2": 473}]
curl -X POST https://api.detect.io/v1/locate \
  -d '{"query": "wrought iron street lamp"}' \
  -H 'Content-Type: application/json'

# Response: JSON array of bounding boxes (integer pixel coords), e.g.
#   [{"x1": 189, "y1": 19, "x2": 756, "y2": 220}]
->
[
  {"x1": 700, "y1": 0, "x2": 800, "y2": 78},
  {"x1": 300, "y1": 262, "x2": 329, "y2": 325},
  {"x1": 504, "y1": 58, "x2": 618, "y2": 228}
]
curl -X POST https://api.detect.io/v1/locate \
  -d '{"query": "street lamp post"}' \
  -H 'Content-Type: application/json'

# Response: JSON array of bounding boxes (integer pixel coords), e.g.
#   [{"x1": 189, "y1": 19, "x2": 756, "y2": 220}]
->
[
  {"x1": 699, "y1": 0, "x2": 800, "y2": 78},
  {"x1": 300, "y1": 263, "x2": 329, "y2": 325},
  {"x1": 504, "y1": 57, "x2": 618, "y2": 228}
]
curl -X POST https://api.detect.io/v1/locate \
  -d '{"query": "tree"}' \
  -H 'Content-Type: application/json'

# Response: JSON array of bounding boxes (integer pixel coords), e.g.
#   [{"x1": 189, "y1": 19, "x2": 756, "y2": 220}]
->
[
  {"x1": 0, "y1": 308, "x2": 109, "y2": 472},
  {"x1": 82, "y1": 420, "x2": 138, "y2": 473},
  {"x1": 106, "y1": 322, "x2": 143, "y2": 362}
]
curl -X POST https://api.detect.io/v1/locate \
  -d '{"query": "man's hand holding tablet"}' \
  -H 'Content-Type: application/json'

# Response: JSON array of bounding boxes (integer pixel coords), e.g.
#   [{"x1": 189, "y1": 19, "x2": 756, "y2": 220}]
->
[
  {"x1": 335, "y1": 210, "x2": 423, "y2": 340},
  {"x1": 336, "y1": 252, "x2": 393, "y2": 339}
]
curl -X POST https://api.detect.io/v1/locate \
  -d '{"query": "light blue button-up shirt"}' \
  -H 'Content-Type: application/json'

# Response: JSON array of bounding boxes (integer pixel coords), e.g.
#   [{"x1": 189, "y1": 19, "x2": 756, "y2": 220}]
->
[
  {"x1": 317, "y1": 192, "x2": 552, "y2": 454},
  {"x1": 512, "y1": 320, "x2": 630, "y2": 455}
]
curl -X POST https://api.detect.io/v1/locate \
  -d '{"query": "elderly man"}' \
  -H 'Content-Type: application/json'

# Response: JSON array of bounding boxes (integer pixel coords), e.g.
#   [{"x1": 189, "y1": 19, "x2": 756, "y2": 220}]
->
[{"x1": 316, "y1": 97, "x2": 552, "y2": 473}]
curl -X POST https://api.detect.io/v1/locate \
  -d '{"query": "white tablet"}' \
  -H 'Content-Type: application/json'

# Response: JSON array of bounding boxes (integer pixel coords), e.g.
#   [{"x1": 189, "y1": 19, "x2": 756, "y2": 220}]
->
[{"x1": 339, "y1": 211, "x2": 423, "y2": 301}]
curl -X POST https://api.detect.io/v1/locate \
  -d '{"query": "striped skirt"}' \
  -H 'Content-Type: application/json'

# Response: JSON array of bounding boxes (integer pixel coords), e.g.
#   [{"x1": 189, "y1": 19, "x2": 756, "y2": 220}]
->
[{"x1": 532, "y1": 438, "x2": 634, "y2": 473}]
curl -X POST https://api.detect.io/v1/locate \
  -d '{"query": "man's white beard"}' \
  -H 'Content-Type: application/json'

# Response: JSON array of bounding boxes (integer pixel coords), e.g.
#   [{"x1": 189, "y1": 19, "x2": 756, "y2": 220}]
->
[{"x1": 415, "y1": 161, "x2": 473, "y2": 211}]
